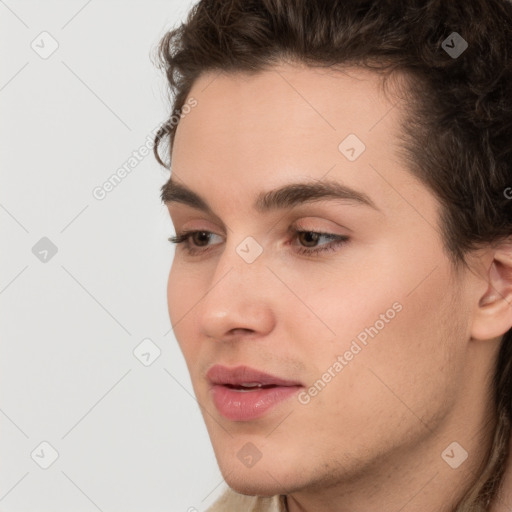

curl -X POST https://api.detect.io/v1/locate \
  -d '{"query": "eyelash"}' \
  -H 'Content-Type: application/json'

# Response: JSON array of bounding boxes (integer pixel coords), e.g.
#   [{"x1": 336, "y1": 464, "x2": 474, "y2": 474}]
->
[{"x1": 167, "y1": 227, "x2": 349, "y2": 257}]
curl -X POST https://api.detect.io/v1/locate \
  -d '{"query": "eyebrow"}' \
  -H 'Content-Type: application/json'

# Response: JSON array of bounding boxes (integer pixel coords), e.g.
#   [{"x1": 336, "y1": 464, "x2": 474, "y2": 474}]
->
[{"x1": 162, "y1": 176, "x2": 380, "y2": 214}]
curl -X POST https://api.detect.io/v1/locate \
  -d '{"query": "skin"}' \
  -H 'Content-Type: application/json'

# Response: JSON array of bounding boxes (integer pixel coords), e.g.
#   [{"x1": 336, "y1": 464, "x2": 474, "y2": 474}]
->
[
  {"x1": 164, "y1": 62, "x2": 512, "y2": 512},
  {"x1": 491, "y1": 450, "x2": 512, "y2": 512}
]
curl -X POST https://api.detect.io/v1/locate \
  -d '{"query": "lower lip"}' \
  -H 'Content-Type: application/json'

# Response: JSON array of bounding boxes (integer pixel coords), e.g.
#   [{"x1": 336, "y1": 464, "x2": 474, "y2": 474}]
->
[{"x1": 210, "y1": 384, "x2": 302, "y2": 421}]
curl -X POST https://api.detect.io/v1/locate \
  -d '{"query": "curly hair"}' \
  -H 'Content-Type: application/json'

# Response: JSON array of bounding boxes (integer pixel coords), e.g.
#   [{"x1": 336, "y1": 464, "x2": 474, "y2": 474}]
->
[{"x1": 152, "y1": 1, "x2": 512, "y2": 509}]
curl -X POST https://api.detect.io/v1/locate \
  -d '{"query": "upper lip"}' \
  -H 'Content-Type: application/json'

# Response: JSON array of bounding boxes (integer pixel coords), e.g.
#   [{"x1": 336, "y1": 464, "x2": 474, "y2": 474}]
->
[{"x1": 206, "y1": 364, "x2": 303, "y2": 387}]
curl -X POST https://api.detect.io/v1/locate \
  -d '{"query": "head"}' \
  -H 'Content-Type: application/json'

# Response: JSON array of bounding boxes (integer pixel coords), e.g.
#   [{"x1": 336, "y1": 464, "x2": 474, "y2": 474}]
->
[{"x1": 153, "y1": 1, "x2": 512, "y2": 510}]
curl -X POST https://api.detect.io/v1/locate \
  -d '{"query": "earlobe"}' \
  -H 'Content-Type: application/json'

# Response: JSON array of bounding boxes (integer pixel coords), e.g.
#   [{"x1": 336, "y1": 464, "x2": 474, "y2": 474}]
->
[{"x1": 471, "y1": 243, "x2": 512, "y2": 341}]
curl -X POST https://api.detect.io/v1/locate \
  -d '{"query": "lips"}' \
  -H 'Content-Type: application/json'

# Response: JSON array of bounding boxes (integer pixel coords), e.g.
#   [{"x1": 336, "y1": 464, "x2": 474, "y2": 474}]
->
[
  {"x1": 206, "y1": 364, "x2": 304, "y2": 421},
  {"x1": 206, "y1": 364, "x2": 302, "y2": 388}
]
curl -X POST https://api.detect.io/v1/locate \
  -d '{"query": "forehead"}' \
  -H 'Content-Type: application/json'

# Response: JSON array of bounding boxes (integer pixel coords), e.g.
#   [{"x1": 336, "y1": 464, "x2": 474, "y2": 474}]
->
[
  {"x1": 169, "y1": 62, "x2": 424, "y2": 216},
  {"x1": 176, "y1": 63, "x2": 397, "y2": 154}
]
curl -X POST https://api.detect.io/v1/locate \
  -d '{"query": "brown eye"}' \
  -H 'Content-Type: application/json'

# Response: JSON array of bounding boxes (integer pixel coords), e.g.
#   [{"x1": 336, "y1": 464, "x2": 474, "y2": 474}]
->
[
  {"x1": 297, "y1": 231, "x2": 322, "y2": 247},
  {"x1": 168, "y1": 229, "x2": 349, "y2": 257},
  {"x1": 190, "y1": 231, "x2": 211, "y2": 247}
]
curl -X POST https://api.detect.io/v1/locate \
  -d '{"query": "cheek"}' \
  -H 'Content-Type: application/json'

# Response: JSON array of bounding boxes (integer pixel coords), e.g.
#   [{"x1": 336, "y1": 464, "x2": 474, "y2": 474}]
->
[
  {"x1": 167, "y1": 259, "x2": 201, "y2": 316},
  {"x1": 166, "y1": 261, "x2": 198, "y2": 353},
  {"x1": 166, "y1": 264, "x2": 180, "y2": 327},
  {"x1": 295, "y1": 251, "x2": 464, "y2": 414},
  {"x1": 355, "y1": 267, "x2": 461, "y2": 419},
  {"x1": 296, "y1": 235, "x2": 461, "y2": 364}
]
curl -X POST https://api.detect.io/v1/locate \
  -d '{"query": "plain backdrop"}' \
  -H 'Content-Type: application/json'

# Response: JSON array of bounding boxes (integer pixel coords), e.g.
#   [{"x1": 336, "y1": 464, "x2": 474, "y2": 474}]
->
[{"x1": 0, "y1": 1, "x2": 227, "y2": 510}]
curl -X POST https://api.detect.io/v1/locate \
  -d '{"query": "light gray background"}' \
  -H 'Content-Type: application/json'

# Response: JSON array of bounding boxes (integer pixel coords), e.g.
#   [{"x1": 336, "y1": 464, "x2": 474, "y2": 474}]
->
[{"x1": 0, "y1": 1, "x2": 226, "y2": 510}]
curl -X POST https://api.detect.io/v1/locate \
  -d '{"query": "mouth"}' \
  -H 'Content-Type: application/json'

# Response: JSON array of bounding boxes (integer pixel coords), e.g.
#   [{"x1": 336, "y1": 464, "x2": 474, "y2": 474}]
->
[
  {"x1": 206, "y1": 364, "x2": 303, "y2": 387},
  {"x1": 206, "y1": 364, "x2": 303, "y2": 421},
  {"x1": 222, "y1": 383, "x2": 281, "y2": 391}
]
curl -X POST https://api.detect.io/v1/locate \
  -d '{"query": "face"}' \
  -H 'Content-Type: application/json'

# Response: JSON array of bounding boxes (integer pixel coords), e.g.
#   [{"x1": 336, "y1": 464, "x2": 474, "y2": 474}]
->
[{"x1": 164, "y1": 63, "x2": 478, "y2": 497}]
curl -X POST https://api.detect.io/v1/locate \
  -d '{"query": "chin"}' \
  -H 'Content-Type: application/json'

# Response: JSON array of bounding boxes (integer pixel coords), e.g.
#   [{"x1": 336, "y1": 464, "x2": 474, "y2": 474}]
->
[
  {"x1": 223, "y1": 476, "x2": 285, "y2": 498},
  {"x1": 218, "y1": 459, "x2": 296, "y2": 497}
]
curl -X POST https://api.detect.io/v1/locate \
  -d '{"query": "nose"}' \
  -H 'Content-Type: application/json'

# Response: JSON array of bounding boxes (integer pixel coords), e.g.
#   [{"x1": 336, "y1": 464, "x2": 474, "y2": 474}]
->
[{"x1": 195, "y1": 237, "x2": 276, "y2": 342}]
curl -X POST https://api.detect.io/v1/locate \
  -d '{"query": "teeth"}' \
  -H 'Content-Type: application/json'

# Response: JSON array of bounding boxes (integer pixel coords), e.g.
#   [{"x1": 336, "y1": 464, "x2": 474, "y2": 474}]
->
[{"x1": 223, "y1": 382, "x2": 277, "y2": 391}]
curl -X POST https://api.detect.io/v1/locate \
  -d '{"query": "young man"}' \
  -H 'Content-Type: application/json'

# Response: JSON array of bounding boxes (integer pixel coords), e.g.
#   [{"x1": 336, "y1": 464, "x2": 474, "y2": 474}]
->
[{"x1": 153, "y1": 1, "x2": 512, "y2": 510}]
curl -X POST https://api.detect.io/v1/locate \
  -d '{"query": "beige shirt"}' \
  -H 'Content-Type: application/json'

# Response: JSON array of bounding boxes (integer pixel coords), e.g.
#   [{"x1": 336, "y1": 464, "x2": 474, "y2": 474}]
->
[{"x1": 206, "y1": 487, "x2": 288, "y2": 512}]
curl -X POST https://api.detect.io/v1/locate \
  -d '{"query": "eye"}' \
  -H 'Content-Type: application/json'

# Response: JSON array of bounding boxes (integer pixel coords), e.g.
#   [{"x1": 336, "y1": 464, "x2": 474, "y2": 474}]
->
[
  {"x1": 168, "y1": 227, "x2": 349, "y2": 257},
  {"x1": 169, "y1": 230, "x2": 222, "y2": 254},
  {"x1": 291, "y1": 230, "x2": 349, "y2": 256}
]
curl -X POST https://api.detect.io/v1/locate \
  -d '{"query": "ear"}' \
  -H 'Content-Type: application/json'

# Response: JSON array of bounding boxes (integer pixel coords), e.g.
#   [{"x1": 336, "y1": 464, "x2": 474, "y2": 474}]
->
[{"x1": 471, "y1": 238, "x2": 512, "y2": 341}]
